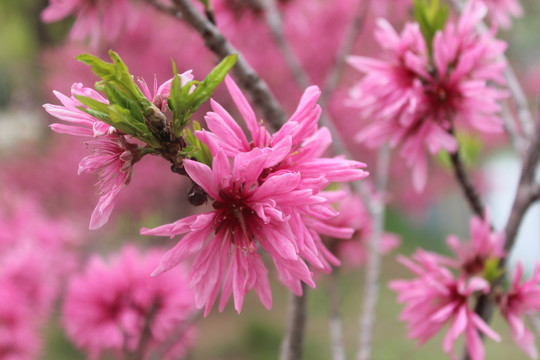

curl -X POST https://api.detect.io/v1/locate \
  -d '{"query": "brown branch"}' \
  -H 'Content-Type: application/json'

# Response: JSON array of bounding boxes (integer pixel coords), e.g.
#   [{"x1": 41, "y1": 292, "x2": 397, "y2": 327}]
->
[
  {"x1": 280, "y1": 283, "x2": 309, "y2": 360},
  {"x1": 145, "y1": 0, "x2": 182, "y2": 19},
  {"x1": 449, "y1": 148, "x2": 485, "y2": 217},
  {"x1": 165, "y1": 0, "x2": 287, "y2": 131}
]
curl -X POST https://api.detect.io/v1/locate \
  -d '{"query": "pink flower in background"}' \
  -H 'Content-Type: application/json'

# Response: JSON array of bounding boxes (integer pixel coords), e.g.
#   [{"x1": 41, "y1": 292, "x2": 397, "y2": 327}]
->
[
  {"x1": 497, "y1": 262, "x2": 540, "y2": 358},
  {"x1": 483, "y1": 0, "x2": 523, "y2": 28},
  {"x1": 0, "y1": 285, "x2": 41, "y2": 360},
  {"x1": 328, "y1": 191, "x2": 400, "y2": 267},
  {"x1": 446, "y1": 213, "x2": 505, "y2": 275},
  {"x1": 349, "y1": 1, "x2": 507, "y2": 191},
  {"x1": 63, "y1": 246, "x2": 196, "y2": 360},
  {"x1": 142, "y1": 148, "x2": 347, "y2": 315},
  {"x1": 390, "y1": 250, "x2": 500, "y2": 360},
  {"x1": 41, "y1": 0, "x2": 133, "y2": 46}
]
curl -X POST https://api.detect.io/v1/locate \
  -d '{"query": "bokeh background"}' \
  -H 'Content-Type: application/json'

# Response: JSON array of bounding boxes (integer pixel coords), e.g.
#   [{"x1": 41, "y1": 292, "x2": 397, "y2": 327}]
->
[{"x1": 1, "y1": 0, "x2": 540, "y2": 358}]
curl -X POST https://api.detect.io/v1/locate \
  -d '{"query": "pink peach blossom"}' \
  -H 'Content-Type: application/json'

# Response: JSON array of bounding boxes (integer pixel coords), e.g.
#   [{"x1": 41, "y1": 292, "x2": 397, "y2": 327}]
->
[
  {"x1": 497, "y1": 262, "x2": 540, "y2": 358},
  {"x1": 349, "y1": 1, "x2": 507, "y2": 191},
  {"x1": 446, "y1": 213, "x2": 505, "y2": 275},
  {"x1": 390, "y1": 250, "x2": 500, "y2": 360},
  {"x1": 142, "y1": 148, "x2": 349, "y2": 315}
]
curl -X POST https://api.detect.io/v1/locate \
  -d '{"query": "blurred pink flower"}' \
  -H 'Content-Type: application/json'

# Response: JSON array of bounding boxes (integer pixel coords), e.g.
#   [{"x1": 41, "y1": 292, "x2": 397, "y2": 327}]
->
[
  {"x1": 483, "y1": 0, "x2": 523, "y2": 28},
  {"x1": 63, "y1": 246, "x2": 196, "y2": 360},
  {"x1": 446, "y1": 213, "x2": 505, "y2": 275},
  {"x1": 349, "y1": 1, "x2": 507, "y2": 191},
  {"x1": 142, "y1": 149, "x2": 337, "y2": 315},
  {"x1": 389, "y1": 250, "x2": 500, "y2": 360},
  {"x1": 497, "y1": 262, "x2": 540, "y2": 358},
  {"x1": 328, "y1": 191, "x2": 400, "y2": 267},
  {"x1": 41, "y1": 0, "x2": 134, "y2": 47},
  {"x1": 0, "y1": 285, "x2": 41, "y2": 360}
]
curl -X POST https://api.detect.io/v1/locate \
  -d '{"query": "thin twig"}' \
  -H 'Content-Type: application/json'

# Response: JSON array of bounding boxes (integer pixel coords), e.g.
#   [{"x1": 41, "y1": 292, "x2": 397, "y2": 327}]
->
[
  {"x1": 356, "y1": 144, "x2": 390, "y2": 360},
  {"x1": 150, "y1": 310, "x2": 201, "y2": 360},
  {"x1": 154, "y1": 0, "x2": 288, "y2": 131},
  {"x1": 320, "y1": 0, "x2": 371, "y2": 109},
  {"x1": 260, "y1": 0, "x2": 310, "y2": 89},
  {"x1": 449, "y1": 148, "x2": 485, "y2": 217},
  {"x1": 328, "y1": 266, "x2": 346, "y2": 360},
  {"x1": 280, "y1": 283, "x2": 309, "y2": 360},
  {"x1": 145, "y1": 0, "x2": 182, "y2": 18}
]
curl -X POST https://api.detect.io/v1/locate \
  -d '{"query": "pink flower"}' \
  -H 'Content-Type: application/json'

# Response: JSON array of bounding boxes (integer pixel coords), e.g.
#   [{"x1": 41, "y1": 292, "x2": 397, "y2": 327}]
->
[
  {"x1": 349, "y1": 1, "x2": 507, "y2": 191},
  {"x1": 142, "y1": 148, "x2": 343, "y2": 315},
  {"x1": 483, "y1": 0, "x2": 523, "y2": 28},
  {"x1": 44, "y1": 82, "x2": 112, "y2": 137},
  {"x1": 389, "y1": 250, "x2": 501, "y2": 360},
  {"x1": 497, "y1": 262, "x2": 540, "y2": 358},
  {"x1": 193, "y1": 77, "x2": 368, "y2": 274},
  {"x1": 79, "y1": 133, "x2": 137, "y2": 229},
  {"x1": 197, "y1": 76, "x2": 369, "y2": 191},
  {"x1": 446, "y1": 213, "x2": 505, "y2": 275},
  {"x1": 62, "y1": 246, "x2": 196, "y2": 360},
  {"x1": 41, "y1": 0, "x2": 133, "y2": 47},
  {"x1": 44, "y1": 74, "x2": 187, "y2": 229}
]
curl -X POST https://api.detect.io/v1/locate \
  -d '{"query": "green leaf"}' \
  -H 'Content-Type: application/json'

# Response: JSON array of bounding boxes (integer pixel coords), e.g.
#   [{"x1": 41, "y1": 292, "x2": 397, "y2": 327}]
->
[
  {"x1": 76, "y1": 51, "x2": 146, "y2": 101},
  {"x1": 436, "y1": 131, "x2": 483, "y2": 169},
  {"x1": 483, "y1": 258, "x2": 505, "y2": 285},
  {"x1": 413, "y1": 0, "x2": 449, "y2": 56},
  {"x1": 188, "y1": 54, "x2": 237, "y2": 111},
  {"x1": 184, "y1": 121, "x2": 212, "y2": 166},
  {"x1": 169, "y1": 55, "x2": 237, "y2": 136}
]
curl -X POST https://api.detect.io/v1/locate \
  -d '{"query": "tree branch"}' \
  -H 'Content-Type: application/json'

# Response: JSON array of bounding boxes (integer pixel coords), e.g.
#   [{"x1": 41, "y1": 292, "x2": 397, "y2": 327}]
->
[{"x1": 280, "y1": 283, "x2": 309, "y2": 360}]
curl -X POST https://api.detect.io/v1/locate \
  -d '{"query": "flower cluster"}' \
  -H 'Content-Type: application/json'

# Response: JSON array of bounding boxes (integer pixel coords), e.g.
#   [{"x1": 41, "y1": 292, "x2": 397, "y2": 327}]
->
[
  {"x1": 43, "y1": 72, "x2": 193, "y2": 229},
  {"x1": 63, "y1": 246, "x2": 197, "y2": 360},
  {"x1": 349, "y1": 1, "x2": 507, "y2": 191},
  {"x1": 142, "y1": 77, "x2": 368, "y2": 315},
  {"x1": 391, "y1": 213, "x2": 540, "y2": 359}
]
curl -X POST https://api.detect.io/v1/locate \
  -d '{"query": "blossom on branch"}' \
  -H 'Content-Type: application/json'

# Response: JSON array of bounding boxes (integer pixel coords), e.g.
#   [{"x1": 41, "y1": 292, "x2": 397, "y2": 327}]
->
[
  {"x1": 483, "y1": 0, "x2": 523, "y2": 28},
  {"x1": 348, "y1": 1, "x2": 507, "y2": 191},
  {"x1": 390, "y1": 250, "x2": 500, "y2": 360},
  {"x1": 498, "y1": 262, "x2": 540, "y2": 358},
  {"x1": 142, "y1": 149, "x2": 335, "y2": 315},
  {"x1": 446, "y1": 213, "x2": 505, "y2": 275}
]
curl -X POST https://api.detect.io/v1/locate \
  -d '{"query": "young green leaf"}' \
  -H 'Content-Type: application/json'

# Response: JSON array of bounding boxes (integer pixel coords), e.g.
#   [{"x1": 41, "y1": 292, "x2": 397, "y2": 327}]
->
[{"x1": 184, "y1": 121, "x2": 212, "y2": 166}]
